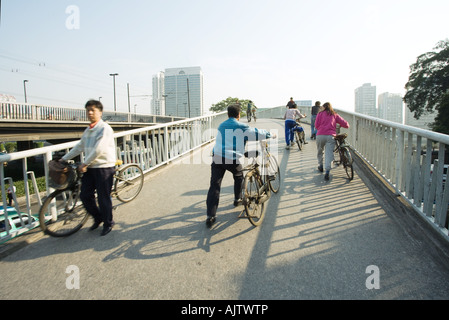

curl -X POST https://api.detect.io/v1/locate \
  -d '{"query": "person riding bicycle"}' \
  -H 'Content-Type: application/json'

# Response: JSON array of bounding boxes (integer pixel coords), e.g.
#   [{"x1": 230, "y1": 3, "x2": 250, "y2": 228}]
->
[
  {"x1": 315, "y1": 102, "x2": 349, "y2": 181},
  {"x1": 61, "y1": 100, "x2": 117, "y2": 236},
  {"x1": 283, "y1": 103, "x2": 306, "y2": 150},
  {"x1": 205, "y1": 104, "x2": 276, "y2": 228}
]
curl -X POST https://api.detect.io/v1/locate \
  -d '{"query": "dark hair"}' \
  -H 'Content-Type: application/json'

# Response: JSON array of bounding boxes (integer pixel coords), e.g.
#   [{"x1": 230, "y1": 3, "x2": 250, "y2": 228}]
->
[
  {"x1": 227, "y1": 104, "x2": 241, "y2": 118},
  {"x1": 85, "y1": 99, "x2": 103, "y2": 112},
  {"x1": 322, "y1": 102, "x2": 336, "y2": 115},
  {"x1": 315, "y1": 101, "x2": 321, "y2": 106}
]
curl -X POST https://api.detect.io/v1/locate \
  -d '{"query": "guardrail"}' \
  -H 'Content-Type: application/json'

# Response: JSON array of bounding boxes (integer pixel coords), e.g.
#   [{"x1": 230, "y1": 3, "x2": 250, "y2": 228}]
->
[
  {"x1": 0, "y1": 102, "x2": 185, "y2": 123},
  {"x1": 258, "y1": 105, "x2": 449, "y2": 240},
  {"x1": 0, "y1": 111, "x2": 227, "y2": 241}
]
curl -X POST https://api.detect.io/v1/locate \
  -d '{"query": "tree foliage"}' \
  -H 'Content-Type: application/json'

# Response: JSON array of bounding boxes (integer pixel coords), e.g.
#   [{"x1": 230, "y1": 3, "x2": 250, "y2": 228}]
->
[
  {"x1": 404, "y1": 39, "x2": 449, "y2": 133},
  {"x1": 209, "y1": 97, "x2": 251, "y2": 114}
]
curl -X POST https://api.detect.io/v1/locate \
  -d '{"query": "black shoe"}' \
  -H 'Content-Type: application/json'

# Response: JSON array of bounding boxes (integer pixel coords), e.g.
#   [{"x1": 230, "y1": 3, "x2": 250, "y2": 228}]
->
[
  {"x1": 89, "y1": 221, "x2": 101, "y2": 231},
  {"x1": 234, "y1": 199, "x2": 242, "y2": 206},
  {"x1": 318, "y1": 165, "x2": 324, "y2": 172},
  {"x1": 324, "y1": 172, "x2": 330, "y2": 180},
  {"x1": 206, "y1": 216, "x2": 216, "y2": 228},
  {"x1": 100, "y1": 222, "x2": 115, "y2": 236}
]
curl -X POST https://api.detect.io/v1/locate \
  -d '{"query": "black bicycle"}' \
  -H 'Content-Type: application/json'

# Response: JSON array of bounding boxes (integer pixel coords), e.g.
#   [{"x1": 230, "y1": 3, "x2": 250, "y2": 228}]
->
[
  {"x1": 39, "y1": 160, "x2": 144, "y2": 237},
  {"x1": 240, "y1": 140, "x2": 280, "y2": 226},
  {"x1": 334, "y1": 133, "x2": 353, "y2": 181},
  {"x1": 292, "y1": 119, "x2": 306, "y2": 151}
]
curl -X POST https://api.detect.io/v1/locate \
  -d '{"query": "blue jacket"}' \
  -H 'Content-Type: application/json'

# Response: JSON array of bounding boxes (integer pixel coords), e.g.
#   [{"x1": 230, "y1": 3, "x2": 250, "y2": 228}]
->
[{"x1": 212, "y1": 117, "x2": 271, "y2": 162}]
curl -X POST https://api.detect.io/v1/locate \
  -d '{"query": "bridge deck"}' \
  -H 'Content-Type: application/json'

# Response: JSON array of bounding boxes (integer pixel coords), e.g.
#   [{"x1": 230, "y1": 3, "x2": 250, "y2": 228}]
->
[{"x1": 1, "y1": 119, "x2": 449, "y2": 300}]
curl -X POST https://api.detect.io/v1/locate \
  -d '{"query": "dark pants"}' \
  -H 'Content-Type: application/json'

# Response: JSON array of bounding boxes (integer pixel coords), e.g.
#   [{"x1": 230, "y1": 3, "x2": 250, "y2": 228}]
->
[
  {"x1": 80, "y1": 167, "x2": 115, "y2": 227},
  {"x1": 285, "y1": 119, "x2": 297, "y2": 146},
  {"x1": 206, "y1": 160, "x2": 244, "y2": 218}
]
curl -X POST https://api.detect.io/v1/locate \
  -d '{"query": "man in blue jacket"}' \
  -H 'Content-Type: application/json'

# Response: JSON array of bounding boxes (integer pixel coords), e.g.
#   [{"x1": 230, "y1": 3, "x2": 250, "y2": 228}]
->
[{"x1": 205, "y1": 104, "x2": 275, "y2": 228}]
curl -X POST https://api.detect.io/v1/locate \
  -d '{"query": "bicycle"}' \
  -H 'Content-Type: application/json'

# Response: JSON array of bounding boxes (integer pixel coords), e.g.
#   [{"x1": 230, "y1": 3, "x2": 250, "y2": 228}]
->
[
  {"x1": 292, "y1": 119, "x2": 306, "y2": 151},
  {"x1": 333, "y1": 133, "x2": 354, "y2": 181},
  {"x1": 39, "y1": 160, "x2": 144, "y2": 237},
  {"x1": 240, "y1": 140, "x2": 280, "y2": 227},
  {"x1": 251, "y1": 110, "x2": 257, "y2": 122}
]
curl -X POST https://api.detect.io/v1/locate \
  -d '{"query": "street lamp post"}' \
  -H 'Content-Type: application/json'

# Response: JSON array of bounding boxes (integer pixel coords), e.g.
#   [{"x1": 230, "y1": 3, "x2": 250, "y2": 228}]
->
[
  {"x1": 109, "y1": 73, "x2": 119, "y2": 112},
  {"x1": 23, "y1": 80, "x2": 29, "y2": 103}
]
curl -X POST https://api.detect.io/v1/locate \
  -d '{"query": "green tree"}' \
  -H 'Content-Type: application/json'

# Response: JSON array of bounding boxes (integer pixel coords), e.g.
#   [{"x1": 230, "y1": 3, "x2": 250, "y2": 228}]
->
[
  {"x1": 404, "y1": 39, "x2": 449, "y2": 133},
  {"x1": 209, "y1": 97, "x2": 251, "y2": 114}
]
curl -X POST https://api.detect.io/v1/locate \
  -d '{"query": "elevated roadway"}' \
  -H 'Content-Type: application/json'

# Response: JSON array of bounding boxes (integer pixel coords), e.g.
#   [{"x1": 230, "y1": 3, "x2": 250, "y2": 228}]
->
[
  {"x1": 1, "y1": 119, "x2": 449, "y2": 300},
  {"x1": 0, "y1": 119, "x2": 158, "y2": 143}
]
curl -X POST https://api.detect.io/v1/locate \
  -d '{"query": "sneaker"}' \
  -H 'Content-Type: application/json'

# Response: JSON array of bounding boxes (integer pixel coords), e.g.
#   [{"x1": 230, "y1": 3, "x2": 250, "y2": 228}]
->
[
  {"x1": 324, "y1": 171, "x2": 330, "y2": 180},
  {"x1": 318, "y1": 165, "x2": 323, "y2": 172},
  {"x1": 286, "y1": 145, "x2": 290, "y2": 150},
  {"x1": 206, "y1": 216, "x2": 216, "y2": 228},
  {"x1": 234, "y1": 199, "x2": 242, "y2": 206}
]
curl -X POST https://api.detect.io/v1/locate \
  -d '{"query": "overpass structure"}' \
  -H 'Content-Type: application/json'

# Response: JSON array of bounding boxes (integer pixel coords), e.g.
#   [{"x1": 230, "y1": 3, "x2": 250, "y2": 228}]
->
[
  {"x1": 0, "y1": 102, "x2": 185, "y2": 143},
  {"x1": 1, "y1": 105, "x2": 449, "y2": 300}
]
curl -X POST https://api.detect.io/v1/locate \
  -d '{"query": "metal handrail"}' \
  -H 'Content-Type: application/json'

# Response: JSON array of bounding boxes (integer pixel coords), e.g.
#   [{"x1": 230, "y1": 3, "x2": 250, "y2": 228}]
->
[
  {"x1": 259, "y1": 105, "x2": 449, "y2": 239},
  {"x1": 0, "y1": 111, "x2": 227, "y2": 241}
]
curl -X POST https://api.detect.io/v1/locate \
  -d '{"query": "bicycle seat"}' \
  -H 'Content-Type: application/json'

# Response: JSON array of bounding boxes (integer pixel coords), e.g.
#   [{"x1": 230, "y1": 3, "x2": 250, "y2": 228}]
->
[
  {"x1": 244, "y1": 150, "x2": 260, "y2": 158},
  {"x1": 334, "y1": 133, "x2": 348, "y2": 141}
]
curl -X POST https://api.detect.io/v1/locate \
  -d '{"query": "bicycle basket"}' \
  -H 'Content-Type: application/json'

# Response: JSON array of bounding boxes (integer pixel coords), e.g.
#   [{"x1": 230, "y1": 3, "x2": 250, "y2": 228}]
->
[{"x1": 48, "y1": 160, "x2": 76, "y2": 190}]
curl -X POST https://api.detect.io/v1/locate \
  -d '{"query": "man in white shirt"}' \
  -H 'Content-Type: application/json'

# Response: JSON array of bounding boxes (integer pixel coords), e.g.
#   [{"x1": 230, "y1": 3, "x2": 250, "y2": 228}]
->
[{"x1": 62, "y1": 100, "x2": 117, "y2": 236}]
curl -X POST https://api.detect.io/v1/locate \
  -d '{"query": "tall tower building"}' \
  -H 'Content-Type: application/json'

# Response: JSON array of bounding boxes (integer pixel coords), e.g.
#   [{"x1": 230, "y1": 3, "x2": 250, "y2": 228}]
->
[
  {"x1": 378, "y1": 92, "x2": 403, "y2": 123},
  {"x1": 151, "y1": 71, "x2": 165, "y2": 115},
  {"x1": 164, "y1": 66, "x2": 204, "y2": 117},
  {"x1": 355, "y1": 83, "x2": 377, "y2": 117}
]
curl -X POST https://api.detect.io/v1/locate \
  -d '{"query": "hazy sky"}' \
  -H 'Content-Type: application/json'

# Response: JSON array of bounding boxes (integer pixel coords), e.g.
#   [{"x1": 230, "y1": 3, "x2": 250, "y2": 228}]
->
[{"x1": 0, "y1": 0, "x2": 448, "y2": 114}]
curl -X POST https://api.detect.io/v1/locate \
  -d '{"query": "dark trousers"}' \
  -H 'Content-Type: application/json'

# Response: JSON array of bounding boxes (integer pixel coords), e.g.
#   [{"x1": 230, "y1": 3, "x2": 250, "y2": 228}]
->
[
  {"x1": 80, "y1": 167, "x2": 115, "y2": 227},
  {"x1": 206, "y1": 160, "x2": 244, "y2": 218},
  {"x1": 285, "y1": 119, "x2": 297, "y2": 146}
]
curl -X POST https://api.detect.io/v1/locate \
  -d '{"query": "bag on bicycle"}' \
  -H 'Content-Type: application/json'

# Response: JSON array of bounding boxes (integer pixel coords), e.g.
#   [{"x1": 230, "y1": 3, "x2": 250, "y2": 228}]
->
[{"x1": 48, "y1": 160, "x2": 73, "y2": 189}]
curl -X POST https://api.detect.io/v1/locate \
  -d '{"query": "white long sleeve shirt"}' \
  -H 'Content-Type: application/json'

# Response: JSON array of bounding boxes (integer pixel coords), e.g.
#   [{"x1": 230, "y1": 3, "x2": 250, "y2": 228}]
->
[{"x1": 62, "y1": 120, "x2": 116, "y2": 168}]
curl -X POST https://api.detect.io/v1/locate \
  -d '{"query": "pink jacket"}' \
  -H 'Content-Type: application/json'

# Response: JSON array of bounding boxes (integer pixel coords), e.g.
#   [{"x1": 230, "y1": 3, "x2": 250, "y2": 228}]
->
[{"x1": 315, "y1": 111, "x2": 349, "y2": 136}]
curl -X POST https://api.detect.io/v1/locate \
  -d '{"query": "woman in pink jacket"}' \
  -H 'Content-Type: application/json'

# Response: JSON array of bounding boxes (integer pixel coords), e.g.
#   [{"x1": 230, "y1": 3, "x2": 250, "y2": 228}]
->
[{"x1": 314, "y1": 102, "x2": 349, "y2": 180}]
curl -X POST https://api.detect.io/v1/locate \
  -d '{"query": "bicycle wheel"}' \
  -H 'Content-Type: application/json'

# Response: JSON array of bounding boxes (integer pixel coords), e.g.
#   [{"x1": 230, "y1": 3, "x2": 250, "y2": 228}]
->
[
  {"x1": 39, "y1": 189, "x2": 89, "y2": 237},
  {"x1": 295, "y1": 131, "x2": 303, "y2": 151},
  {"x1": 115, "y1": 164, "x2": 144, "y2": 202},
  {"x1": 300, "y1": 131, "x2": 306, "y2": 144},
  {"x1": 242, "y1": 171, "x2": 265, "y2": 227},
  {"x1": 267, "y1": 154, "x2": 281, "y2": 193},
  {"x1": 341, "y1": 148, "x2": 354, "y2": 181}
]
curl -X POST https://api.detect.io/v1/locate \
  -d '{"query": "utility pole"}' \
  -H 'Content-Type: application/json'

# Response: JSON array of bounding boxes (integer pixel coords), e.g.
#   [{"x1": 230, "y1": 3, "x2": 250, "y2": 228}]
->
[
  {"x1": 109, "y1": 73, "x2": 119, "y2": 112},
  {"x1": 23, "y1": 80, "x2": 29, "y2": 103}
]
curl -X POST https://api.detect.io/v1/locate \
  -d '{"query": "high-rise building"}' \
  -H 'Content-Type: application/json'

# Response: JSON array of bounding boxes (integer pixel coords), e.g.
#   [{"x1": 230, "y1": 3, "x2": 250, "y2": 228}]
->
[
  {"x1": 355, "y1": 83, "x2": 377, "y2": 117},
  {"x1": 378, "y1": 92, "x2": 403, "y2": 123},
  {"x1": 151, "y1": 71, "x2": 165, "y2": 115},
  {"x1": 164, "y1": 66, "x2": 203, "y2": 117}
]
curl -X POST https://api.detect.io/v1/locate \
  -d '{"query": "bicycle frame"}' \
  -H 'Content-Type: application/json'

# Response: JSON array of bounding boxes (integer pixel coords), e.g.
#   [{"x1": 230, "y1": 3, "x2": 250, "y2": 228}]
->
[{"x1": 243, "y1": 141, "x2": 272, "y2": 204}]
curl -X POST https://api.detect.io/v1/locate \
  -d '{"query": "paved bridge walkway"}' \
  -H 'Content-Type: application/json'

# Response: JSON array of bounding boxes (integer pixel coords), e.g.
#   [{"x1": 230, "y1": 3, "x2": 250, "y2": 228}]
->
[{"x1": 1, "y1": 119, "x2": 449, "y2": 300}]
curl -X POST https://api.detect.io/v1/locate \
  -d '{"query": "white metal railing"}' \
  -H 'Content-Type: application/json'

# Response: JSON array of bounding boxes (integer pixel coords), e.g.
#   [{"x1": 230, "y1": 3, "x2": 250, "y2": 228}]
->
[
  {"x1": 0, "y1": 111, "x2": 227, "y2": 241},
  {"x1": 0, "y1": 102, "x2": 184, "y2": 123},
  {"x1": 259, "y1": 105, "x2": 449, "y2": 239}
]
